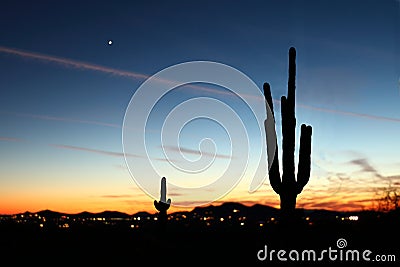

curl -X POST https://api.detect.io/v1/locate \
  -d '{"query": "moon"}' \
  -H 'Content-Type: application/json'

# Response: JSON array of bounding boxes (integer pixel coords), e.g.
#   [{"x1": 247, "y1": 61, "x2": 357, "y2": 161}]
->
[{"x1": 108, "y1": 40, "x2": 113, "y2": 46}]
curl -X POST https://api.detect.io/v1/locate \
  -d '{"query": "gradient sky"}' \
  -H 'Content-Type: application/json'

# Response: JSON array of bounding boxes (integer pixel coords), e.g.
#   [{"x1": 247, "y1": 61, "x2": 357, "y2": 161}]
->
[{"x1": 0, "y1": 0, "x2": 399, "y2": 214}]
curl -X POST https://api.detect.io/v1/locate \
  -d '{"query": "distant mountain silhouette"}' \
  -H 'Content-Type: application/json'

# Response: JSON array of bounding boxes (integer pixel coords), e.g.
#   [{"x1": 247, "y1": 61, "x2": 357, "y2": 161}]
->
[
  {"x1": 8, "y1": 209, "x2": 133, "y2": 219},
  {"x1": 75, "y1": 211, "x2": 95, "y2": 218},
  {"x1": 4, "y1": 202, "x2": 364, "y2": 222},
  {"x1": 131, "y1": 211, "x2": 152, "y2": 218},
  {"x1": 37, "y1": 209, "x2": 64, "y2": 218},
  {"x1": 191, "y1": 202, "x2": 280, "y2": 220}
]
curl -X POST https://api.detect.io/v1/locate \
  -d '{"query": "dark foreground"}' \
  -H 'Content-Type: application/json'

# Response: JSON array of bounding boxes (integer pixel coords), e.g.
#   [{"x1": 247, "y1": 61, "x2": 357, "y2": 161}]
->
[{"x1": 0, "y1": 211, "x2": 398, "y2": 266}]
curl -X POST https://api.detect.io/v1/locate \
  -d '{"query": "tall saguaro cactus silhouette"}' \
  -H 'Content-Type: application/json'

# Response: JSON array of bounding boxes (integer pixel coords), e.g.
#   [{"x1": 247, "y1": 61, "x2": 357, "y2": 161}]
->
[
  {"x1": 154, "y1": 177, "x2": 171, "y2": 232},
  {"x1": 264, "y1": 47, "x2": 312, "y2": 221}
]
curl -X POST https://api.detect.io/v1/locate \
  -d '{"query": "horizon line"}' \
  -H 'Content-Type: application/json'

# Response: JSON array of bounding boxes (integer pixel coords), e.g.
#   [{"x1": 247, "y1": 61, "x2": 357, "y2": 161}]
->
[{"x1": 0, "y1": 201, "x2": 379, "y2": 216}]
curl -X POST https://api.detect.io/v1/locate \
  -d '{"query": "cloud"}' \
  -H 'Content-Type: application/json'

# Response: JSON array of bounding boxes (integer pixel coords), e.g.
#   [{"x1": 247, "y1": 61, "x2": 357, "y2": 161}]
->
[
  {"x1": 51, "y1": 143, "x2": 231, "y2": 163},
  {"x1": 167, "y1": 192, "x2": 185, "y2": 197},
  {"x1": 0, "y1": 46, "x2": 149, "y2": 80},
  {"x1": 162, "y1": 145, "x2": 232, "y2": 159},
  {"x1": 50, "y1": 144, "x2": 140, "y2": 158},
  {"x1": 114, "y1": 164, "x2": 128, "y2": 170},
  {"x1": 152, "y1": 157, "x2": 182, "y2": 163},
  {"x1": 298, "y1": 157, "x2": 400, "y2": 211},
  {"x1": 348, "y1": 158, "x2": 383, "y2": 179},
  {"x1": 307, "y1": 201, "x2": 364, "y2": 211},
  {"x1": 100, "y1": 194, "x2": 132, "y2": 198},
  {"x1": 0, "y1": 137, "x2": 24, "y2": 142},
  {"x1": 297, "y1": 194, "x2": 371, "y2": 211},
  {"x1": 352, "y1": 198, "x2": 376, "y2": 203},
  {"x1": 297, "y1": 103, "x2": 400, "y2": 123},
  {"x1": 2, "y1": 45, "x2": 400, "y2": 125},
  {"x1": 6, "y1": 112, "x2": 121, "y2": 128},
  {"x1": 0, "y1": 46, "x2": 238, "y2": 98}
]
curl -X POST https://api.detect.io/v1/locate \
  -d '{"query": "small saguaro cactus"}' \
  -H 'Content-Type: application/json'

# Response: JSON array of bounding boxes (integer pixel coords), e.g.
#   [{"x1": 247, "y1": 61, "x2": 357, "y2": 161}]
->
[
  {"x1": 264, "y1": 47, "x2": 312, "y2": 222},
  {"x1": 154, "y1": 177, "x2": 171, "y2": 230}
]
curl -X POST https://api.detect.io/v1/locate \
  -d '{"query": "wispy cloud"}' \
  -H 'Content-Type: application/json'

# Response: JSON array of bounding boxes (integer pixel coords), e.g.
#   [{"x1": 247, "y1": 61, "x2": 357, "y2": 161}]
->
[
  {"x1": 1, "y1": 111, "x2": 121, "y2": 128},
  {"x1": 100, "y1": 194, "x2": 132, "y2": 198},
  {"x1": 297, "y1": 103, "x2": 400, "y2": 123},
  {"x1": 50, "y1": 144, "x2": 140, "y2": 158},
  {"x1": 0, "y1": 46, "x2": 253, "y2": 99},
  {"x1": 348, "y1": 158, "x2": 383, "y2": 179},
  {"x1": 0, "y1": 46, "x2": 149, "y2": 80},
  {"x1": 162, "y1": 145, "x2": 232, "y2": 159},
  {"x1": 295, "y1": 155, "x2": 400, "y2": 211},
  {"x1": 152, "y1": 157, "x2": 182, "y2": 163},
  {"x1": 168, "y1": 192, "x2": 185, "y2": 197},
  {"x1": 303, "y1": 201, "x2": 364, "y2": 211},
  {"x1": 0, "y1": 137, "x2": 24, "y2": 142},
  {"x1": 114, "y1": 164, "x2": 128, "y2": 170},
  {"x1": 172, "y1": 200, "x2": 215, "y2": 207},
  {"x1": 2, "y1": 46, "x2": 400, "y2": 125}
]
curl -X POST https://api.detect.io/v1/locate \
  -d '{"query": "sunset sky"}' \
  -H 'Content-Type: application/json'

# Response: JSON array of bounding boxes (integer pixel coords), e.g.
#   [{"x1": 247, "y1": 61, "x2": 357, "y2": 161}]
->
[{"x1": 0, "y1": 0, "x2": 399, "y2": 215}]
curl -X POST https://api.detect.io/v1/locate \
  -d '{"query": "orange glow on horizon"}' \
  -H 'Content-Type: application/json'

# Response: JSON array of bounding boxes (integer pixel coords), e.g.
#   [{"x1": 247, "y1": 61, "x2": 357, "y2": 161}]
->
[{"x1": 0, "y1": 194, "x2": 377, "y2": 215}]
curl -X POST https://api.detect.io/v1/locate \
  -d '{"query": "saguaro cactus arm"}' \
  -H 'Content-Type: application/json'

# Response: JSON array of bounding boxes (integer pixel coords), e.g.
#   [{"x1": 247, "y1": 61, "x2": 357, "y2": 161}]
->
[{"x1": 296, "y1": 124, "x2": 312, "y2": 193}]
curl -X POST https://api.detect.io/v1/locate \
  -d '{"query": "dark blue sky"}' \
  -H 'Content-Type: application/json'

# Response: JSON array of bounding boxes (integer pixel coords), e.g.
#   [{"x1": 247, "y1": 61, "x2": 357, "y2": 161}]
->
[
  {"x1": 0, "y1": 0, "x2": 399, "y2": 213},
  {"x1": 1, "y1": 0, "x2": 398, "y2": 112}
]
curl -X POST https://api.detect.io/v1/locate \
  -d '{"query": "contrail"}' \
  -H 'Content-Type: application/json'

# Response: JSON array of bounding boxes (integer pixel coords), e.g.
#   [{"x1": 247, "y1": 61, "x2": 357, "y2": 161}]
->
[
  {"x1": 0, "y1": 111, "x2": 121, "y2": 128},
  {"x1": 297, "y1": 103, "x2": 400, "y2": 123},
  {"x1": 0, "y1": 46, "x2": 247, "y2": 97},
  {"x1": 50, "y1": 144, "x2": 140, "y2": 158},
  {"x1": 0, "y1": 46, "x2": 149, "y2": 80},
  {"x1": 1, "y1": 46, "x2": 400, "y2": 124},
  {"x1": 0, "y1": 46, "x2": 253, "y2": 96},
  {"x1": 0, "y1": 137, "x2": 24, "y2": 142}
]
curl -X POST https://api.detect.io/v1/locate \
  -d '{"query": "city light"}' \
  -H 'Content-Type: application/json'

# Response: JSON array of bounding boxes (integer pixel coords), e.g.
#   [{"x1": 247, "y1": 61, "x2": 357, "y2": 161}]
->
[
  {"x1": 0, "y1": 207, "x2": 369, "y2": 232},
  {"x1": 349, "y1": 216, "x2": 359, "y2": 221}
]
